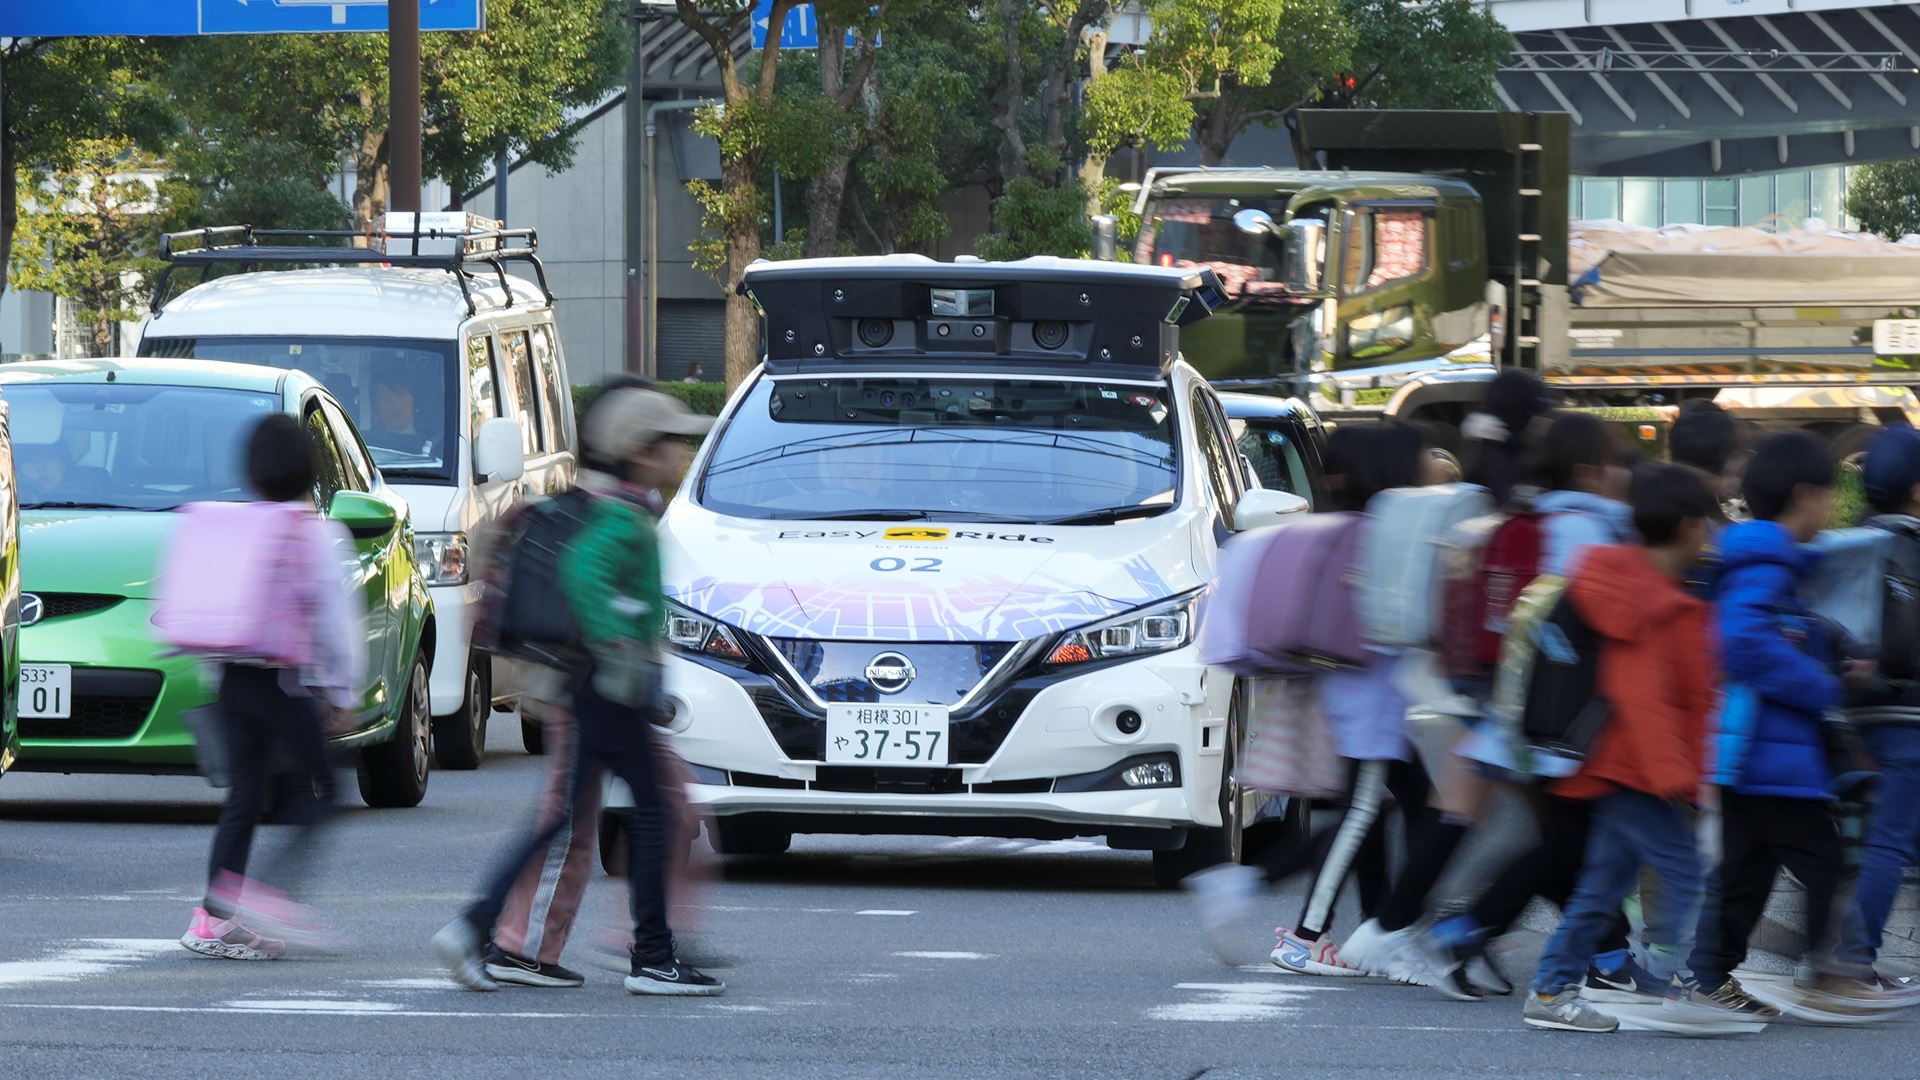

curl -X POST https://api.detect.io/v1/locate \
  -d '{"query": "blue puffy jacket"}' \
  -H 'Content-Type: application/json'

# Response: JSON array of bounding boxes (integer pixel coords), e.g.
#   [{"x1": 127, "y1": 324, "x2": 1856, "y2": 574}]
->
[{"x1": 1710, "y1": 520, "x2": 1842, "y2": 799}]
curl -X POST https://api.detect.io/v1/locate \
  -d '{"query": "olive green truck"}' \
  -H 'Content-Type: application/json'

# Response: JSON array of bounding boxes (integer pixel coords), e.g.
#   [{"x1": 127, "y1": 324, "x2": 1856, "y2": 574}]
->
[{"x1": 1097, "y1": 109, "x2": 1920, "y2": 457}]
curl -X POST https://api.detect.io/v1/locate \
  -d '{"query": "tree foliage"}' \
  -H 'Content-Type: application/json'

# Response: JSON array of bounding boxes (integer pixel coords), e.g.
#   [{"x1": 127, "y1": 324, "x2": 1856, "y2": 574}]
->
[
  {"x1": 1847, "y1": 159, "x2": 1920, "y2": 240},
  {"x1": 10, "y1": 140, "x2": 169, "y2": 357}
]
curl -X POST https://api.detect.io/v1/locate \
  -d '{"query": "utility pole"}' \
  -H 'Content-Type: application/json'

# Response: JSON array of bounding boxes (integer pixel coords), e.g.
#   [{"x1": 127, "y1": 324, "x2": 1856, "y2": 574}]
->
[
  {"x1": 494, "y1": 148, "x2": 509, "y2": 223},
  {"x1": 624, "y1": 2, "x2": 674, "y2": 378},
  {"x1": 390, "y1": 0, "x2": 423, "y2": 214}
]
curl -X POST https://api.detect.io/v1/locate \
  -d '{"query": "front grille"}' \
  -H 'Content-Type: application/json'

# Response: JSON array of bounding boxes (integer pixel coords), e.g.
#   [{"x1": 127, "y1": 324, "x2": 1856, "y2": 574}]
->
[
  {"x1": 21, "y1": 669, "x2": 161, "y2": 741},
  {"x1": 767, "y1": 640, "x2": 1016, "y2": 705},
  {"x1": 34, "y1": 593, "x2": 125, "y2": 621},
  {"x1": 813, "y1": 766, "x2": 966, "y2": 794}
]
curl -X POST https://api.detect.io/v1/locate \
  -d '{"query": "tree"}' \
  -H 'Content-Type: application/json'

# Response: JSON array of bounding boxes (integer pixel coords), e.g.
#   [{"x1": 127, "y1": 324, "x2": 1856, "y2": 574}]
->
[
  {"x1": 1847, "y1": 159, "x2": 1920, "y2": 240},
  {"x1": 161, "y1": 0, "x2": 625, "y2": 228},
  {"x1": 10, "y1": 140, "x2": 168, "y2": 357},
  {"x1": 1, "y1": 38, "x2": 171, "y2": 303},
  {"x1": 800, "y1": 3, "x2": 887, "y2": 258}
]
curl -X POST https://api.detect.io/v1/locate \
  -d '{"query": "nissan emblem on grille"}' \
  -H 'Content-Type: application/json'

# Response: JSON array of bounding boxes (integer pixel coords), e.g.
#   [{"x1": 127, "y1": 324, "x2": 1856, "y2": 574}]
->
[
  {"x1": 864, "y1": 652, "x2": 916, "y2": 694},
  {"x1": 19, "y1": 594, "x2": 42, "y2": 627}
]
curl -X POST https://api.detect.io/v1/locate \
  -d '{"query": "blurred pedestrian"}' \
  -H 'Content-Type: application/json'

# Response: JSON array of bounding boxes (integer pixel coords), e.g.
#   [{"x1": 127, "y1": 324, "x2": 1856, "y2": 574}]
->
[
  {"x1": 435, "y1": 387, "x2": 722, "y2": 997},
  {"x1": 158, "y1": 413, "x2": 366, "y2": 960}
]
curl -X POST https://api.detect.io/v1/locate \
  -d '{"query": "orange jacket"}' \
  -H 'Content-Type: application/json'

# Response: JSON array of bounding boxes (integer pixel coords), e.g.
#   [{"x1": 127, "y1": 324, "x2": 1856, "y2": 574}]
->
[{"x1": 1551, "y1": 545, "x2": 1716, "y2": 803}]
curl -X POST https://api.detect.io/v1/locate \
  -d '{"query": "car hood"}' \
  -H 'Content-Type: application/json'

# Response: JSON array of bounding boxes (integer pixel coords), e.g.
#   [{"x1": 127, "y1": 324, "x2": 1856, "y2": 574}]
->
[
  {"x1": 21, "y1": 510, "x2": 181, "y2": 599},
  {"x1": 661, "y1": 506, "x2": 1200, "y2": 643}
]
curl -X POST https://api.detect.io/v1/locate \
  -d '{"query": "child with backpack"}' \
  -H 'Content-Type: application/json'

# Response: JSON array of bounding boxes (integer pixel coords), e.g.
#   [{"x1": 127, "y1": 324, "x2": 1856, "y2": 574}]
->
[
  {"x1": 1689, "y1": 431, "x2": 1864, "y2": 1014},
  {"x1": 161, "y1": 414, "x2": 366, "y2": 960},
  {"x1": 1523, "y1": 464, "x2": 1725, "y2": 1032}
]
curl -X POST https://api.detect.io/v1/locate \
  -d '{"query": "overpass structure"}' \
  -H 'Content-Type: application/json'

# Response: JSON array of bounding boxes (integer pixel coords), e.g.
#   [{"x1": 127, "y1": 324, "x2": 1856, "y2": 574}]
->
[{"x1": 1490, "y1": 0, "x2": 1920, "y2": 176}]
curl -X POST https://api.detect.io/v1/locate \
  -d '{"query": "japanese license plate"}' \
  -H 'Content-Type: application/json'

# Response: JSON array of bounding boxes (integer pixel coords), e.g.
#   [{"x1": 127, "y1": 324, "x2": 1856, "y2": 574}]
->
[
  {"x1": 1874, "y1": 319, "x2": 1920, "y2": 356},
  {"x1": 19, "y1": 664, "x2": 72, "y2": 719},
  {"x1": 825, "y1": 703, "x2": 949, "y2": 766}
]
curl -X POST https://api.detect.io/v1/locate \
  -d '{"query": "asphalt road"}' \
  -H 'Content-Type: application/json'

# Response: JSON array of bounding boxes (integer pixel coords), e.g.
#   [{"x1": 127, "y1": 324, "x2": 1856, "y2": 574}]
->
[{"x1": 3, "y1": 718, "x2": 1917, "y2": 1080}]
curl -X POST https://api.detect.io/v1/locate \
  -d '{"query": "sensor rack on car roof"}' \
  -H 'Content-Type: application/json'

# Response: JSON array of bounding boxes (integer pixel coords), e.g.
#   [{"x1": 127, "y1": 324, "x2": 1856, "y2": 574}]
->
[
  {"x1": 152, "y1": 211, "x2": 553, "y2": 316},
  {"x1": 738, "y1": 256, "x2": 1225, "y2": 376}
]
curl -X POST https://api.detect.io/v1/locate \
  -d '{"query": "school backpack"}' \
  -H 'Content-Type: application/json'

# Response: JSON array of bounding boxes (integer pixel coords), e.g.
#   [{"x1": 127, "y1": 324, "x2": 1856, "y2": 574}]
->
[
  {"x1": 1200, "y1": 512, "x2": 1369, "y2": 676},
  {"x1": 1804, "y1": 526, "x2": 1899, "y2": 659},
  {"x1": 153, "y1": 501, "x2": 315, "y2": 666},
  {"x1": 1438, "y1": 510, "x2": 1546, "y2": 679},
  {"x1": 1518, "y1": 586, "x2": 1612, "y2": 766},
  {"x1": 1859, "y1": 517, "x2": 1920, "y2": 683},
  {"x1": 1357, "y1": 483, "x2": 1495, "y2": 649},
  {"x1": 489, "y1": 487, "x2": 597, "y2": 668}
]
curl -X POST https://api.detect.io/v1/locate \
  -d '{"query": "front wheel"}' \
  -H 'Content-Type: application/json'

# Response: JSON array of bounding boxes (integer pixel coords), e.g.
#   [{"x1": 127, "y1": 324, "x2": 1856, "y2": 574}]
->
[
  {"x1": 357, "y1": 655, "x2": 431, "y2": 808},
  {"x1": 430, "y1": 652, "x2": 491, "y2": 771}
]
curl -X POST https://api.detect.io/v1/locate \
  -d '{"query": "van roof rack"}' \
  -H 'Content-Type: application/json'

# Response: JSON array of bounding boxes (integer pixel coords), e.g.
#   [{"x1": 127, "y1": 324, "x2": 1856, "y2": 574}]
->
[{"x1": 153, "y1": 213, "x2": 553, "y2": 316}]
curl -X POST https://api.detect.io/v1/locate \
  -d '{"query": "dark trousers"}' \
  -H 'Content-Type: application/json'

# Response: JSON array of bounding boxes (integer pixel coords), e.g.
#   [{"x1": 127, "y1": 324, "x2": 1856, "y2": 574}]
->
[
  {"x1": 466, "y1": 678, "x2": 675, "y2": 963},
  {"x1": 1690, "y1": 792, "x2": 1844, "y2": 987},
  {"x1": 205, "y1": 665, "x2": 334, "y2": 917},
  {"x1": 1466, "y1": 791, "x2": 1633, "y2": 958},
  {"x1": 1842, "y1": 724, "x2": 1920, "y2": 967},
  {"x1": 1250, "y1": 757, "x2": 1432, "y2": 937}
]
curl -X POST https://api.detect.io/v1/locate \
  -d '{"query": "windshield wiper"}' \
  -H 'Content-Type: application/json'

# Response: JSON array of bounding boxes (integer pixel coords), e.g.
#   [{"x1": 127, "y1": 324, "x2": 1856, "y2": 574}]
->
[
  {"x1": 21, "y1": 501, "x2": 144, "y2": 511},
  {"x1": 1035, "y1": 504, "x2": 1172, "y2": 526}
]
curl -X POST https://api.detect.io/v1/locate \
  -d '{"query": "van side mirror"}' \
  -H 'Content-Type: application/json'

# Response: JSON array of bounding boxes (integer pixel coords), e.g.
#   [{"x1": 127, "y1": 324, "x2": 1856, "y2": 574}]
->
[
  {"x1": 1090, "y1": 214, "x2": 1119, "y2": 261},
  {"x1": 474, "y1": 416, "x2": 525, "y2": 484},
  {"x1": 1233, "y1": 488, "x2": 1309, "y2": 530}
]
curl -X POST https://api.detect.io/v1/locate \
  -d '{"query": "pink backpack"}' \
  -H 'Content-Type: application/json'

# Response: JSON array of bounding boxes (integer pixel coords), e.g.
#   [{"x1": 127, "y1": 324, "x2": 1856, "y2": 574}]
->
[
  {"x1": 1201, "y1": 512, "x2": 1368, "y2": 676},
  {"x1": 154, "y1": 502, "x2": 316, "y2": 666}
]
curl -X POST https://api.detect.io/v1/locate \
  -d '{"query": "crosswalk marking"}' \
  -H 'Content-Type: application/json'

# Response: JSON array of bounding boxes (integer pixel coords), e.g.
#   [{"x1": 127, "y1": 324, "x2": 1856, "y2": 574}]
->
[
  {"x1": 1148, "y1": 980, "x2": 1351, "y2": 1023},
  {"x1": 0, "y1": 939, "x2": 177, "y2": 988}
]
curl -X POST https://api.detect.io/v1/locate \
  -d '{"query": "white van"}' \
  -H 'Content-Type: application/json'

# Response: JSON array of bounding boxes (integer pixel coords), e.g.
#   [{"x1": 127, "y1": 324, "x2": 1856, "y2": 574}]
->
[{"x1": 137, "y1": 214, "x2": 575, "y2": 769}]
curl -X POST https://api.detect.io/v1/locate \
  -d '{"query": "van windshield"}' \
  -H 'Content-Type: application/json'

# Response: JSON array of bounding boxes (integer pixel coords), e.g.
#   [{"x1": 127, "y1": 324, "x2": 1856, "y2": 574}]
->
[
  {"x1": 699, "y1": 377, "x2": 1179, "y2": 524},
  {"x1": 141, "y1": 335, "x2": 456, "y2": 482}
]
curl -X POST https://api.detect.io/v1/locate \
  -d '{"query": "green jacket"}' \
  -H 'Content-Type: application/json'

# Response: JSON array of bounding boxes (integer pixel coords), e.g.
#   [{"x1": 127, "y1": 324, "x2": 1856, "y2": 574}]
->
[{"x1": 558, "y1": 478, "x2": 664, "y2": 706}]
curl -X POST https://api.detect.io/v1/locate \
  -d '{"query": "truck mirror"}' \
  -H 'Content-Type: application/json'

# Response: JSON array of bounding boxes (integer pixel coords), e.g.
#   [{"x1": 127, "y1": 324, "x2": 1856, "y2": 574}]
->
[
  {"x1": 1090, "y1": 215, "x2": 1118, "y2": 261},
  {"x1": 1283, "y1": 220, "x2": 1326, "y2": 293},
  {"x1": 1232, "y1": 208, "x2": 1276, "y2": 235}
]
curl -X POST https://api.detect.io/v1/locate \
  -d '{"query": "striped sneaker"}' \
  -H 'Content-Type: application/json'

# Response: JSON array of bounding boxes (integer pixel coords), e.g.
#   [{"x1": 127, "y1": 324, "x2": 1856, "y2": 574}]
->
[{"x1": 180, "y1": 907, "x2": 284, "y2": 961}]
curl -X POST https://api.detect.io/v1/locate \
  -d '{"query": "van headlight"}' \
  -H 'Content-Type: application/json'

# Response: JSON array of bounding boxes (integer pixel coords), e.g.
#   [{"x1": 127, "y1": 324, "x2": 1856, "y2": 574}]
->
[
  {"x1": 664, "y1": 600, "x2": 751, "y2": 663},
  {"x1": 414, "y1": 532, "x2": 469, "y2": 585},
  {"x1": 1044, "y1": 592, "x2": 1200, "y2": 668}
]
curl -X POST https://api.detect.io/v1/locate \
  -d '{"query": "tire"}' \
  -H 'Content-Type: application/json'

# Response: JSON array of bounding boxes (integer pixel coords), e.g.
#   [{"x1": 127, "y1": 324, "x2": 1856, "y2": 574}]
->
[
  {"x1": 430, "y1": 652, "x2": 491, "y2": 771},
  {"x1": 357, "y1": 655, "x2": 431, "y2": 808},
  {"x1": 599, "y1": 810, "x2": 628, "y2": 877},
  {"x1": 522, "y1": 714, "x2": 545, "y2": 755},
  {"x1": 1151, "y1": 687, "x2": 1246, "y2": 889},
  {"x1": 711, "y1": 818, "x2": 793, "y2": 857}
]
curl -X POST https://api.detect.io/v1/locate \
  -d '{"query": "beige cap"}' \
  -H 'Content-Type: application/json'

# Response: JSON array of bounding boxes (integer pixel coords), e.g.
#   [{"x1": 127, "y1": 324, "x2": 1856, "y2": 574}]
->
[{"x1": 582, "y1": 387, "x2": 714, "y2": 462}]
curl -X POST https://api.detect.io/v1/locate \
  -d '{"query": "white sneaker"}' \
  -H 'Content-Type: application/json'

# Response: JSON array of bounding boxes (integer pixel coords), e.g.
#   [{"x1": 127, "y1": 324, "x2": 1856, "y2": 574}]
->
[
  {"x1": 1183, "y1": 863, "x2": 1263, "y2": 966},
  {"x1": 1339, "y1": 919, "x2": 1393, "y2": 975},
  {"x1": 1270, "y1": 927, "x2": 1363, "y2": 977},
  {"x1": 1467, "y1": 955, "x2": 1514, "y2": 996},
  {"x1": 1379, "y1": 931, "x2": 1482, "y2": 1001}
]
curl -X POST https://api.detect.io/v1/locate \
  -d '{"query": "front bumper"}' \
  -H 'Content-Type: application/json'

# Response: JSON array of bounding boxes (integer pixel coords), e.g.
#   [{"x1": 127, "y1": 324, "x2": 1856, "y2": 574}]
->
[
  {"x1": 425, "y1": 581, "x2": 482, "y2": 716},
  {"x1": 610, "y1": 643, "x2": 1234, "y2": 840},
  {"x1": 16, "y1": 596, "x2": 202, "y2": 770}
]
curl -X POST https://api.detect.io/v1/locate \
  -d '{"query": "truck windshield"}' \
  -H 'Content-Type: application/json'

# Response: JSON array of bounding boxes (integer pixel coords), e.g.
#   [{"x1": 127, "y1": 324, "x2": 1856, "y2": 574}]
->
[
  {"x1": 6, "y1": 384, "x2": 279, "y2": 511},
  {"x1": 699, "y1": 377, "x2": 1179, "y2": 524},
  {"x1": 1139, "y1": 196, "x2": 1296, "y2": 304},
  {"x1": 141, "y1": 335, "x2": 457, "y2": 483}
]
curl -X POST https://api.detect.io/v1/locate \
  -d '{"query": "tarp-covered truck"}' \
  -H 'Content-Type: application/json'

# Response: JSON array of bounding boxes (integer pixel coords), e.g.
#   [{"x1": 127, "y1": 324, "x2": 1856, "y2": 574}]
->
[{"x1": 1103, "y1": 109, "x2": 1920, "y2": 454}]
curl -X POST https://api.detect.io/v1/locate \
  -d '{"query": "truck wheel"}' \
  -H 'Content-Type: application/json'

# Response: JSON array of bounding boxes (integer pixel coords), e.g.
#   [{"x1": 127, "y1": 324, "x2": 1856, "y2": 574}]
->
[
  {"x1": 357, "y1": 656, "x2": 431, "y2": 808},
  {"x1": 711, "y1": 818, "x2": 793, "y2": 857},
  {"x1": 1151, "y1": 688, "x2": 1246, "y2": 889},
  {"x1": 430, "y1": 652, "x2": 490, "y2": 771},
  {"x1": 522, "y1": 714, "x2": 545, "y2": 755}
]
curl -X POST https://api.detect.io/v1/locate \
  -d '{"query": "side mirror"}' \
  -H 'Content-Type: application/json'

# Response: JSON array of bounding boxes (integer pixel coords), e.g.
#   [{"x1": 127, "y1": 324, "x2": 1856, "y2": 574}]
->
[
  {"x1": 329, "y1": 490, "x2": 398, "y2": 538},
  {"x1": 474, "y1": 416, "x2": 525, "y2": 484},
  {"x1": 1232, "y1": 208, "x2": 1276, "y2": 235},
  {"x1": 1282, "y1": 220, "x2": 1326, "y2": 293},
  {"x1": 1090, "y1": 214, "x2": 1119, "y2": 261},
  {"x1": 1233, "y1": 488, "x2": 1309, "y2": 531}
]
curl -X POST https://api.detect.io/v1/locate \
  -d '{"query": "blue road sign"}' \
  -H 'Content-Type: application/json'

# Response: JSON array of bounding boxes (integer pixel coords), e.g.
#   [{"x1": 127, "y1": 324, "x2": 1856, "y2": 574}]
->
[
  {"x1": 0, "y1": 0, "x2": 484, "y2": 38},
  {"x1": 749, "y1": 1, "x2": 876, "y2": 50}
]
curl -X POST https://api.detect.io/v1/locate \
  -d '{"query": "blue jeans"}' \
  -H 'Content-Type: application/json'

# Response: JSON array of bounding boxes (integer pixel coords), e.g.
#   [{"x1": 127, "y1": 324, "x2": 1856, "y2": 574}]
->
[
  {"x1": 1841, "y1": 724, "x2": 1920, "y2": 968},
  {"x1": 1531, "y1": 790, "x2": 1703, "y2": 995}
]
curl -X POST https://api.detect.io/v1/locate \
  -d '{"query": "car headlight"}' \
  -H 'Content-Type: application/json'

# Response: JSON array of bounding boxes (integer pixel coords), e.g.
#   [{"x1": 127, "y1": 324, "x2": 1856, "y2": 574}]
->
[
  {"x1": 413, "y1": 532, "x2": 469, "y2": 586},
  {"x1": 664, "y1": 600, "x2": 750, "y2": 663},
  {"x1": 1044, "y1": 592, "x2": 1200, "y2": 668}
]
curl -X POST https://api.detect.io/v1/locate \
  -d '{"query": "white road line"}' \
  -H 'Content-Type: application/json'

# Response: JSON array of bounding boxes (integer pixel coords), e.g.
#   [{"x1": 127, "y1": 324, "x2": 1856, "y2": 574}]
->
[
  {"x1": 855, "y1": 910, "x2": 917, "y2": 917},
  {"x1": 220, "y1": 999, "x2": 405, "y2": 1013},
  {"x1": 1148, "y1": 981, "x2": 1350, "y2": 1023},
  {"x1": 356, "y1": 978, "x2": 458, "y2": 990},
  {"x1": 893, "y1": 951, "x2": 994, "y2": 960},
  {"x1": 0, "y1": 939, "x2": 178, "y2": 989},
  {"x1": 0, "y1": 1002, "x2": 739, "y2": 1020}
]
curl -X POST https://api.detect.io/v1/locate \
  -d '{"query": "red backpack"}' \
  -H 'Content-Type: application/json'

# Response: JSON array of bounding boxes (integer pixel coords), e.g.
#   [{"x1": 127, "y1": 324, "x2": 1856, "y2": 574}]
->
[{"x1": 1439, "y1": 511, "x2": 1546, "y2": 680}]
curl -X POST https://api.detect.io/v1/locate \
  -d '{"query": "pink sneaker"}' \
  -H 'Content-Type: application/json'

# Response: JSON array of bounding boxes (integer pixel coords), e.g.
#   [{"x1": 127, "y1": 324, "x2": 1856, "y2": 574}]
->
[
  {"x1": 222, "y1": 877, "x2": 344, "y2": 952},
  {"x1": 1270, "y1": 927, "x2": 1362, "y2": 977},
  {"x1": 180, "y1": 907, "x2": 284, "y2": 961}
]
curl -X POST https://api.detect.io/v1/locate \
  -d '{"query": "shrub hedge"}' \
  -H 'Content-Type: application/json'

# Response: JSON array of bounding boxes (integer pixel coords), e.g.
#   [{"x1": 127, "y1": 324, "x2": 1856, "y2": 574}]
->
[{"x1": 570, "y1": 380, "x2": 728, "y2": 420}]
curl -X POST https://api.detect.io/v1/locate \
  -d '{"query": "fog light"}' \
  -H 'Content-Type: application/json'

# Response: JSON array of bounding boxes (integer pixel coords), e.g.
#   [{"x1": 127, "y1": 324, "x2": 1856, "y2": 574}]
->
[{"x1": 1121, "y1": 761, "x2": 1176, "y2": 788}]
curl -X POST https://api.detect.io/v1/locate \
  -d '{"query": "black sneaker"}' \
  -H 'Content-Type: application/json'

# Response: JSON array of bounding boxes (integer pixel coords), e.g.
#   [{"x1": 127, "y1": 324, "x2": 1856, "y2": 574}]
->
[
  {"x1": 626, "y1": 956, "x2": 725, "y2": 997},
  {"x1": 1581, "y1": 957, "x2": 1663, "y2": 1003},
  {"x1": 485, "y1": 947, "x2": 586, "y2": 988}
]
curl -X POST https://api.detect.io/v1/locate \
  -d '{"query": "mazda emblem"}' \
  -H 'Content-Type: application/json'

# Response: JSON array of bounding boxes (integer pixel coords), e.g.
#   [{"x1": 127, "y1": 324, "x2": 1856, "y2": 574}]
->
[
  {"x1": 19, "y1": 593, "x2": 42, "y2": 627},
  {"x1": 865, "y1": 651, "x2": 916, "y2": 695}
]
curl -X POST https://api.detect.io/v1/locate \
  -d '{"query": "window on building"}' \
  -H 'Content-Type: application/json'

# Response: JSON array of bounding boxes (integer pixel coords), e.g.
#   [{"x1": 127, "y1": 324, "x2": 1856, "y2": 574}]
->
[
  {"x1": 1811, "y1": 167, "x2": 1845, "y2": 230},
  {"x1": 1705, "y1": 180, "x2": 1738, "y2": 226},
  {"x1": 1623, "y1": 180, "x2": 1660, "y2": 227},
  {"x1": 1741, "y1": 175, "x2": 1775, "y2": 226},
  {"x1": 1582, "y1": 179, "x2": 1620, "y2": 221},
  {"x1": 1663, "y1": 181, "x2": 1702, "y2": 225},
  {"x1": 1776, "y1": 171, "x2": 1811, "y2": 228}
]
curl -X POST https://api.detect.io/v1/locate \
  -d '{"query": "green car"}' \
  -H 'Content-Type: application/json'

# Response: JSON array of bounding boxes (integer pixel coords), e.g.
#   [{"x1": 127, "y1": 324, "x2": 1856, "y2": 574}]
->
[{"x1": 0, "y1": 358, "x2": 437, "y2": 807}]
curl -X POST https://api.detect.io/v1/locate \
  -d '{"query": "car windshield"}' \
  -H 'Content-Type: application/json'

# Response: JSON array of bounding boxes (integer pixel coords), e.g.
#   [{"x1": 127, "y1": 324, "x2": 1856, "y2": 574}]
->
[
  {"x1": 1139, "y1": 195, "x2": 1303, "y2": 306},
  {"x1": 5, "y1": 383, "x2": 280, "y2": 511},
  {"x1": 142, "y1": 335, "x2": 455, "y2": 481},
  {"x1": 698, "y1": 377, "x2": 1179, "y2": 524}
]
